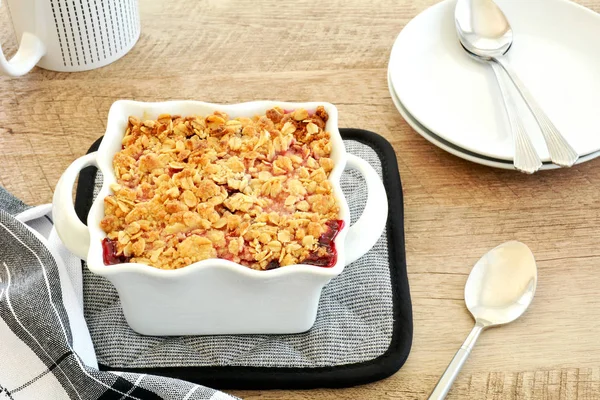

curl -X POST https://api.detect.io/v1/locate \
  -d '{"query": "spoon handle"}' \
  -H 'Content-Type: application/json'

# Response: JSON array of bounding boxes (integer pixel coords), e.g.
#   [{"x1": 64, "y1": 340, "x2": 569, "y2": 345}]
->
[
  {"x1": 492, "y1": 57, "x2": 579, "y2": 168},
  {"x1": 428, "y1": 323, "x2": 484, "y2": 400},
  {"x1": 490, "y1": 62, "x2": 542, "y2": 174}
]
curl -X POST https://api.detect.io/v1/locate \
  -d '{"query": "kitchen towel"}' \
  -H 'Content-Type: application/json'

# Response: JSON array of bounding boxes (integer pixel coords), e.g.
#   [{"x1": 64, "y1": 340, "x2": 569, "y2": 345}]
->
[{"x1": 0, "y1": 186, "x2": 236, "y2": 399}]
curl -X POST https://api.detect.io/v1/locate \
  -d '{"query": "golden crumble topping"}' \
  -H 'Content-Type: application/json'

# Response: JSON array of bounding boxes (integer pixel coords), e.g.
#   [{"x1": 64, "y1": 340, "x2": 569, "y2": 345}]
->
[{"x1": 100, "y1": 106, "x2": 343, "y2": 270}]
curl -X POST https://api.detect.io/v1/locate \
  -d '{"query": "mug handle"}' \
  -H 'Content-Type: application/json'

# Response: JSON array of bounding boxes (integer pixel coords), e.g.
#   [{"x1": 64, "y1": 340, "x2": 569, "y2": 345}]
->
[
  {"x1": 53, "y1": 152, "x2": 98, "y2": 259},
  {"x1": 343, "y1": 154, "x2": 389, "y2": 265},
  {"x1": 0, "y1": 27, "x2": 46, "y2": 76}
]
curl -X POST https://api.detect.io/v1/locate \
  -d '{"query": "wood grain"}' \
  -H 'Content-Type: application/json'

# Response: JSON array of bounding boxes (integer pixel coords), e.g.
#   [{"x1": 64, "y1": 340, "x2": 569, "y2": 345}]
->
[{"x1": 1, "y1": 0, "x2": 600, "y2": 399}]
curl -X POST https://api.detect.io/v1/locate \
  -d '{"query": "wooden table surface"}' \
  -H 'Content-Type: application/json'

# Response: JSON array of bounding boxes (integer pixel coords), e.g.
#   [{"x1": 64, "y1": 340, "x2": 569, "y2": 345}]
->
[{"x1": 2, "y1": 0, "x2": 600, "y2": 399}]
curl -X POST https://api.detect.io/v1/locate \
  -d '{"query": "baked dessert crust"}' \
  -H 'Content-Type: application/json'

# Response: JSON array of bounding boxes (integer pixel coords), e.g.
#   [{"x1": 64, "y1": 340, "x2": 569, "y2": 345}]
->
[{"x1": 100, "y1": 106, "x2": 341, "y2": 270}]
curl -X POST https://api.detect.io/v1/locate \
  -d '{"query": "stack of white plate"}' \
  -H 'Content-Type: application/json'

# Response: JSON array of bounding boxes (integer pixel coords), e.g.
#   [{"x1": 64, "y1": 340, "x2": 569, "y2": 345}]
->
[{"x1": 388, "y1": 0, "x2": 600, "y2": 170}]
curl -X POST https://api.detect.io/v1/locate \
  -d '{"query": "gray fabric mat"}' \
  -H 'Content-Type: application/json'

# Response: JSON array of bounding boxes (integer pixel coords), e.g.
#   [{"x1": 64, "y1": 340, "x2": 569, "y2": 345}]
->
[
  {"x1": 0, "y1": 186, "x2": 31, "y2": 216},
  {"x1": 83, "y1": 140, "x2": 394, "y2": 369}
]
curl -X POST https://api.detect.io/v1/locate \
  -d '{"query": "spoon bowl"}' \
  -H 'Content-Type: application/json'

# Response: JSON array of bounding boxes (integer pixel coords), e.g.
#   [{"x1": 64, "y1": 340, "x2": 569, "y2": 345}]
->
[
  {"x1": 428, "y1": 241, "x2": 537, "y2": 399},
  {"x1": 465, "y1": 241, "x2": 537, "y2": 326},
  {"x1": 455, "y1": 0, "x2": 512, "y2": 58}
]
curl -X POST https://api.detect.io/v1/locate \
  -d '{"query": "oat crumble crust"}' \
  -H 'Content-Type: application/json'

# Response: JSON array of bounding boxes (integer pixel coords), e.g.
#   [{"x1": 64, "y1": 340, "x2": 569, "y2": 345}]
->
[{"x1": 100, "y1": 106, "x2": 341, "y2": 270}]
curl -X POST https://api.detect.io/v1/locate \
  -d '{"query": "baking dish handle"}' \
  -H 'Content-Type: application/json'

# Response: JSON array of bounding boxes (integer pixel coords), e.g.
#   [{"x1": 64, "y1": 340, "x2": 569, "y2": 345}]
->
[
  {"x1": 52, "y1": 152, "x2": 98, "y2": 259},
  {"x1": 343, "y1": 154, "x2": 388, "y2": 265}
]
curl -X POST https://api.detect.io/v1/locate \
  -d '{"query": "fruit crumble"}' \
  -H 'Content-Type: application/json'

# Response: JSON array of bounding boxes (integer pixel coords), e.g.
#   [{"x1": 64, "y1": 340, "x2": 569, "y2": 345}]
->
[{"x1": 100, "y1": 106, "x2": 342, "y2": 270}]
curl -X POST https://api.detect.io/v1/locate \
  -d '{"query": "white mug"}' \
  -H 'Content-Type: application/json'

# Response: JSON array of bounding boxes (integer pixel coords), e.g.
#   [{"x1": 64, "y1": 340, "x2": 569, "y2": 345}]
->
[{"x1": 0, "y1": 0, "x2": 140, "y2": 76}]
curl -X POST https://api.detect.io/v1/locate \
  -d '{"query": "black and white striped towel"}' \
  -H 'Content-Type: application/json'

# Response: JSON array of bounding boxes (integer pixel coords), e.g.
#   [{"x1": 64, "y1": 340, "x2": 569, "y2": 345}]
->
[{"x1": 0, "y1": 187, "x2": 236, "y2": 400}]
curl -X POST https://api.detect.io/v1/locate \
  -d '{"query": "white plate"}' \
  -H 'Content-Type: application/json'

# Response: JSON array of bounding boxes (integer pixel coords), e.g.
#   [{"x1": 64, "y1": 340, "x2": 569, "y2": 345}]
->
[
  {"x1": 387, "y1": 67, "x2": 600, "y2": 170},
  {"x1": 389, "y1": 0, "x2": 600, "y2": 161}
]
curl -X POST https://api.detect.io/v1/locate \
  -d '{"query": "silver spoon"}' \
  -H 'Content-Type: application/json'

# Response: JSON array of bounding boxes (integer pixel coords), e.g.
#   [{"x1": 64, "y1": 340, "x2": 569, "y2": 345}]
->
[
  {"x1": 428, "y1": 241, "x2": 538, "y2": 400},
  {"x1": 455, "y1": 0, "x2": 579, "y2": 168},
  {"x1": 463, "y1": 46, "x2": 542, "y2": 174}
]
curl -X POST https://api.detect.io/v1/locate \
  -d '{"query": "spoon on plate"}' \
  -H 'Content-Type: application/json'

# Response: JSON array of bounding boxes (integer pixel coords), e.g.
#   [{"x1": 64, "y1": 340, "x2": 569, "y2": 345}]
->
[
  {"x1": 428, "y1": 241, "x2": 538, "y2": 400},
  {"x1": 455, "y1": 0, "x2": 579, "y2": 168},
  {"x1": 462, "y1": 47, "x2": 542, "y2": 174}
]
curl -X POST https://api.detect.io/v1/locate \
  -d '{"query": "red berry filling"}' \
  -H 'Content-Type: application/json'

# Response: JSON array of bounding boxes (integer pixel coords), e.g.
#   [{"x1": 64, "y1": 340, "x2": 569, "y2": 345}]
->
[
  {"x1": 301, "y1": 219, "x2": 344, "y2": 268},
  {"x1": 102, "y1": 238, "x2": 131, "y2": 265}
]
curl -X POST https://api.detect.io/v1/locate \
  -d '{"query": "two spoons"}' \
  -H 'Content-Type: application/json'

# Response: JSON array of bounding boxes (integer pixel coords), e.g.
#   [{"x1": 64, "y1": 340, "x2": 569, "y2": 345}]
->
[
  {"x1": 455, "y1": 0, "x2": 579, "y2": 173},
  {"x1": 428, "y1": 241, "x2": 538, "y2": 399},
  {"x1": 427, "y1": 2, "x2": 547, "y2": 395}
]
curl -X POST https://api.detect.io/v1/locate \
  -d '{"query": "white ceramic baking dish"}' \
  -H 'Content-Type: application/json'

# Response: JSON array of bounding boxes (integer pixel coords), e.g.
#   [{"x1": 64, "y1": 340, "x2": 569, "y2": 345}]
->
[{"x1": 53, "y1": 100, "x2": 388, "y2": 336}]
